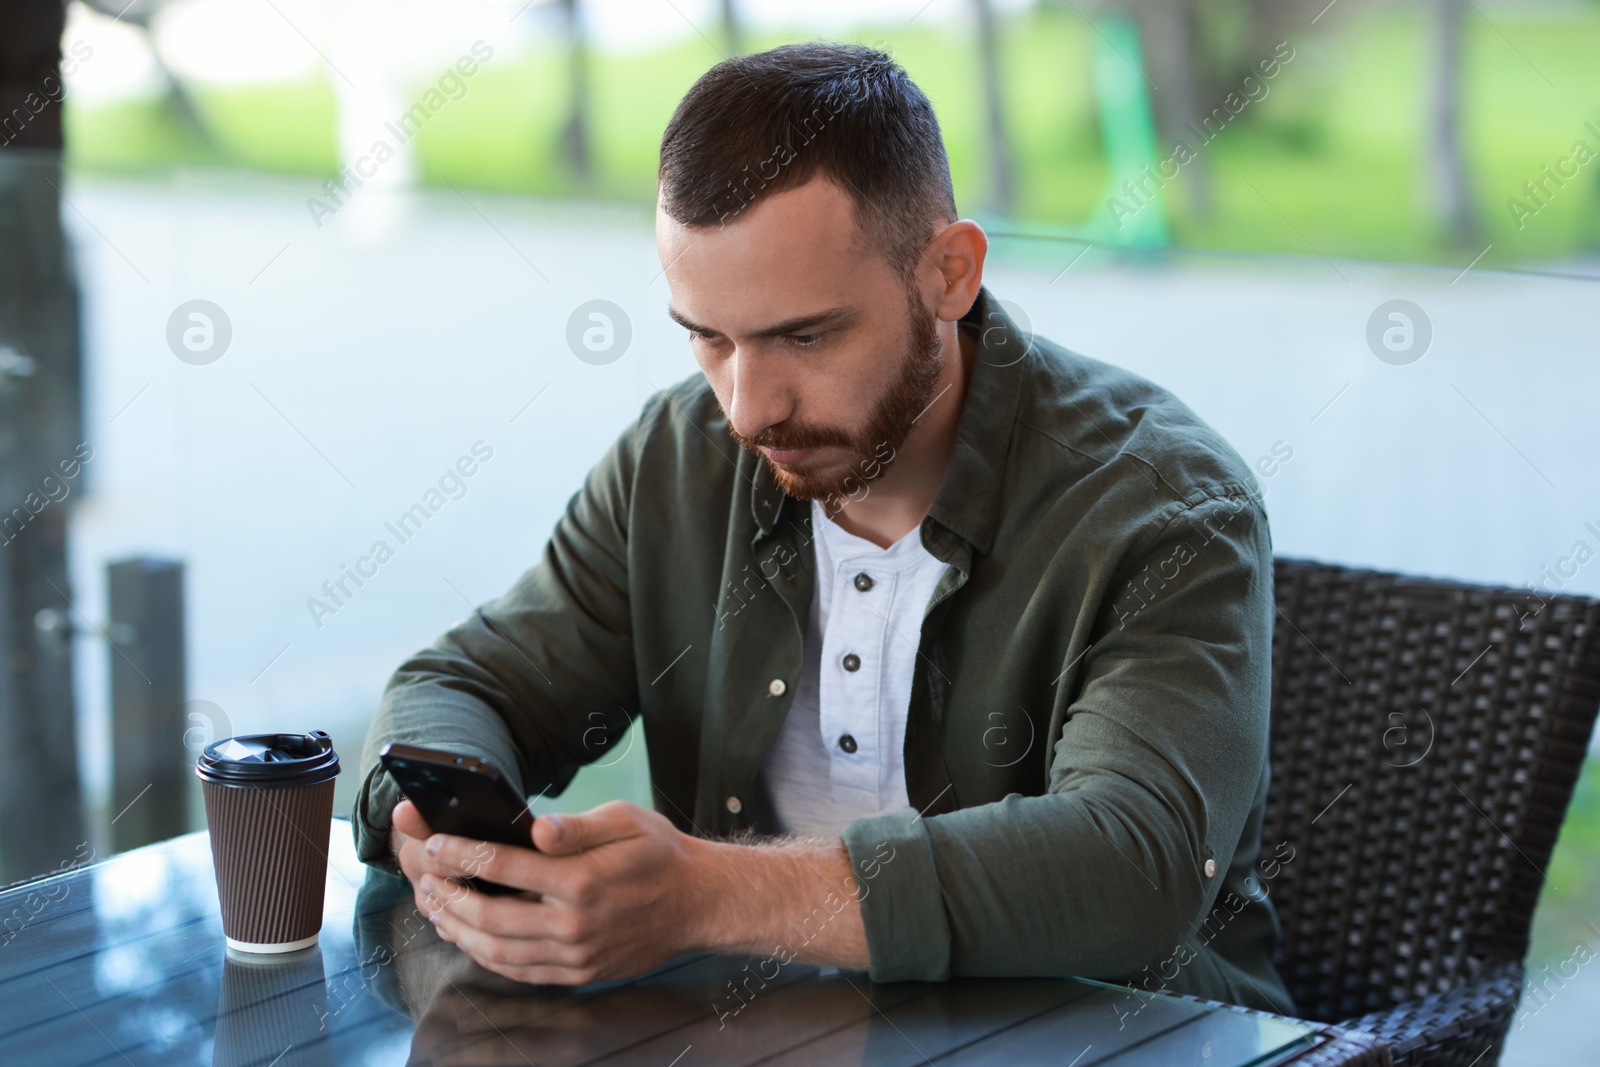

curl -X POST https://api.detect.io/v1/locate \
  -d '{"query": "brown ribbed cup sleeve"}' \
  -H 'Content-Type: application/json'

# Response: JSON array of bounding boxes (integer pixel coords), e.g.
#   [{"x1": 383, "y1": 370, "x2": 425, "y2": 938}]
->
[{"x1": 202, "y1": 779, "x2": 336, "y2": 948}]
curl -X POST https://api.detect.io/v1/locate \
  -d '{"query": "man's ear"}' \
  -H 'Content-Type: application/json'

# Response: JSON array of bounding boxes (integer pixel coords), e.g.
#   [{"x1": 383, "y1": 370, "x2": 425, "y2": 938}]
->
[{"x1": 923, "y1": 219, "x2": 988, "y2": 323}]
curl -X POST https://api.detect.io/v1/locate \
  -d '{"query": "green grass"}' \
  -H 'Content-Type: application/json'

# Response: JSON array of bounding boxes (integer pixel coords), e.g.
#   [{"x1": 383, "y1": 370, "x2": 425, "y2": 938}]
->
[
  {"x1": 63, "y1": 6, "x2": 1600, "y2": 266},
  {"x1": 68, "y1": 82, "x2": 341, "y2": 174},
  {"x1": 1528, "y1": 755, "x2": 1600, "y2": 967},
  {"x1": 1133, "y1": 7, "x2": 1600, "y2": 263}
]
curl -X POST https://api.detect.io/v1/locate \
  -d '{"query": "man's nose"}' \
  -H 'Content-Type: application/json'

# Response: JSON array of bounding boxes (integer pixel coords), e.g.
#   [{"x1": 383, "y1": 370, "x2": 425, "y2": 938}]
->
[{"x1": 725, "y1": 348, "x2": 791, "y2": 441}]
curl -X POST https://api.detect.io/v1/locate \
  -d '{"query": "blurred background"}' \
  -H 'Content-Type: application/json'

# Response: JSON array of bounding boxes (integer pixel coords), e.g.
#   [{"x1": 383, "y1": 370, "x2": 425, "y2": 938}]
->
[{"x1": 0, "y1": 0, "x2": 1595, "y2": 1061}]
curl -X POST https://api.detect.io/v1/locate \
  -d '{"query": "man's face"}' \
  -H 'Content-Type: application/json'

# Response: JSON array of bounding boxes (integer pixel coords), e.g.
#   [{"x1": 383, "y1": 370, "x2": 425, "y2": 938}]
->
[{"x1": 656, "y1": 177, "x2": 944, "y2": 503}]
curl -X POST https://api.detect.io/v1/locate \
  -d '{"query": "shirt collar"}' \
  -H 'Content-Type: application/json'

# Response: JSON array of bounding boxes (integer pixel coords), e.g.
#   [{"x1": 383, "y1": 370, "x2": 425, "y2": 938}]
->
[
  {"x1": 924, "y1": 285, "x2": 1027, "y2": 558},
  {"x1": 749, "y1": 285, "x2": 1026, "y2": 557}
]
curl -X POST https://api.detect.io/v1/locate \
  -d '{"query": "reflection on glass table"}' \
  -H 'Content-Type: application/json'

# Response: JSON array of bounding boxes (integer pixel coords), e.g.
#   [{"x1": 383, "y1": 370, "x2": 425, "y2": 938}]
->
[{"x1": 0, "y1": 818, "x2": 1367, "y2": 1065}]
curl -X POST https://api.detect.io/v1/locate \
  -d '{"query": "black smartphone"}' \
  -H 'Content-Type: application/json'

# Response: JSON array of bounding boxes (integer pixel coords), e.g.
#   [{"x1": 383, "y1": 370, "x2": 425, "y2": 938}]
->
[{"x1": 378, "y1": 743, "x2": 536, "y2": 896}]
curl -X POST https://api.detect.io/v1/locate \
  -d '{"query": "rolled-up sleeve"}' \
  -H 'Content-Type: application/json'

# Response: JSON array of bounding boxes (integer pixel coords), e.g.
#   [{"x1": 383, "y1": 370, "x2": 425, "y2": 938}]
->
[{"x1": 843, "y1": 491, "x2": 1274, "y2": 983}]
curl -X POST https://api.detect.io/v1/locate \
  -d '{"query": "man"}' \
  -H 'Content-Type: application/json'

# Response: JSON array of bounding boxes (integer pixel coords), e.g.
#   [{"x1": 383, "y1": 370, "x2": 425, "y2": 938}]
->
[{"x1": 353, "y1": 42, "x2": 1295, "y2": 1015}]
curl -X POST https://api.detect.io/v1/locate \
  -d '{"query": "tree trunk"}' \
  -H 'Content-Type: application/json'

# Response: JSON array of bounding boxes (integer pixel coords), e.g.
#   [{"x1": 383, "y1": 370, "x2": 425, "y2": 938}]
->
[
  {"x1": 0, "y1": 0, "x2": 88, "y2": 882},
  {"x1": 719, "y1": 0, "x2": 744, "y2": 57},
  {"x1": 971, "y1": 0, "x2": 1016, "y2": 216},
  {"x1": 560, "y1": 0, "x2": 593, "y2": 182},
  {"x1": 1132, "y1": 0, "x2": 1211, "y2": 219},
  {"x1": 1428, "y1": 0, "x2": 1477, "y2": 241}
]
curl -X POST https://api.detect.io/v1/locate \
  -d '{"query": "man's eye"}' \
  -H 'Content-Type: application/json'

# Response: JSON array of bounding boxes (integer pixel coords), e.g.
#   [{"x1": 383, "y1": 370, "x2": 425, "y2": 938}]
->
[{"x1": 786, "y1": 333, "x2": 823, "y2": 348}]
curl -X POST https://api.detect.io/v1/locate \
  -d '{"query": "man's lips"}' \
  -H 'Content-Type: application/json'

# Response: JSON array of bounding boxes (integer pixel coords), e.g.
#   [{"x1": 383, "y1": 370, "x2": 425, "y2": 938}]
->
[{"x1": 758, "y1": 445, "x2": 818, "y2": 465}]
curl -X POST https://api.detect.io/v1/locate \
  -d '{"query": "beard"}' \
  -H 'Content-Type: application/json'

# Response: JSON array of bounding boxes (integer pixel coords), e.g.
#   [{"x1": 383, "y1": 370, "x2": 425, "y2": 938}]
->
[{"x1": 726, "y1": 287, "x2": 945, "y2": 504}]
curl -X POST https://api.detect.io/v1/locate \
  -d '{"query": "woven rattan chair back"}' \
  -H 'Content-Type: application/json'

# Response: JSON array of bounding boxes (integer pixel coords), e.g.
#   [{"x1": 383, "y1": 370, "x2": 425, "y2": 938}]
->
[{"x1": 1262, "y1": 557, "x2": 1600, "y2": 1023}]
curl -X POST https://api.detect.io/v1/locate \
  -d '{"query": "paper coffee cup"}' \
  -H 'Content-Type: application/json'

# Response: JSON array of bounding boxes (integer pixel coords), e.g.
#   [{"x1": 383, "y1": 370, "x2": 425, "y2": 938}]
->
[{"x1": 197, "y1": 731, "x2": 340, "y2": 954}]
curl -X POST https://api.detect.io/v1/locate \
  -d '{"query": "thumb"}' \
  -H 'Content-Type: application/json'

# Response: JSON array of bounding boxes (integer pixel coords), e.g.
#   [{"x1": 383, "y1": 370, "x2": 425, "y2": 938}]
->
[
  {"x1": 534, "y1": 803, "x2": 633, "y2": 855},
  {"x1": 392, "y1": 798, "x2": 432, "y2": 839}
]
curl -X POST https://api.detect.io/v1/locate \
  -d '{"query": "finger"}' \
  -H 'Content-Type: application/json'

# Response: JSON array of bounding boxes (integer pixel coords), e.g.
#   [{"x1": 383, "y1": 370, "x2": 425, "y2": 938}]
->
[
  {"x1": 417, "y1": 875, "x2": 497, "y2": 930},
  {"x1": 431, "y1": 906, "x2": 591, "y2": 972},
  {"x1": 531, "y1": 801, "x2": 639, "y2": 856},
  {"x1": 411, "y1": 868, "x2": 482, "y2": 926},
  {"x1": 393, "y1": 798, "x2": 431, "y2": 839},
  {"x1": 421, "y1": 834, "x2": 515, "y2": 882},
  {"x1": 413, "y1": 877, "x2": 448, "y2": 922},
  {"x1": 420, "y1": 836, "x2": 580, "y2": 899},
  {"x1": 420, "y1": 876, "x2": 582, "y2": 942},
  {"x1": 398, "y1": 834, "x2": 440, "y2": 887},
  {"x1": 400, "y1": 843, "x2": 428, "y2": 888},
  {"x1": 479, "y1": 957, "x2": 599, "y2": 988}
]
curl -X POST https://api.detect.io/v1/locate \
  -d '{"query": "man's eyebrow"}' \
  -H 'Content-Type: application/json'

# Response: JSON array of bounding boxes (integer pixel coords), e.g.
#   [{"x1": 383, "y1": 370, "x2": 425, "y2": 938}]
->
[{"x1": 666, "y1": 305, "x2": 856, "y2": 339}]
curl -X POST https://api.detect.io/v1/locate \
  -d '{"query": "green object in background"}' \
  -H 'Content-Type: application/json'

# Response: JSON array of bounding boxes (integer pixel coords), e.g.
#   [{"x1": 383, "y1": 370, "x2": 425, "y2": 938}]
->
[
  {"x1": 1087, "y1": 11, "x2": 1169, "y2": 246},
  {"x1": 982, "y1": 11, "x2": 1168, "y2": 252}
]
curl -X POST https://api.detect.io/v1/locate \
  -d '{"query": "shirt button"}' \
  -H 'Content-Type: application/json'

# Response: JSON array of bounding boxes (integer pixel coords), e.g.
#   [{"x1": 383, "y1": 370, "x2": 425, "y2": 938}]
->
[
  {"x1": 1203, "y1": 858, "x2": 1218, "y2": 878},
  {"x1": 853, "y1": 573, "x2": 874, "y2": 592},
  {"x1": 838, "y1": 734, "x2": 858, "y2": 754},
  {"x1": 768, "y1": 678, "x2": 786, "y2": 697},
  {"x1": 725, "y1": 796, "x2": 742, "y2": 814},
  {"x1": 842, "y1": 653, "x2": 861, "y2": 672}
]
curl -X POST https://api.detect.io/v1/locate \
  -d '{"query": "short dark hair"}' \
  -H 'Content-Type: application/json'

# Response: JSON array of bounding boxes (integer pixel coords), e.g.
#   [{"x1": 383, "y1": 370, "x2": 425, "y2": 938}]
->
[{"x1": 658, "y1": 43, "x2": 957, "y2": 283}]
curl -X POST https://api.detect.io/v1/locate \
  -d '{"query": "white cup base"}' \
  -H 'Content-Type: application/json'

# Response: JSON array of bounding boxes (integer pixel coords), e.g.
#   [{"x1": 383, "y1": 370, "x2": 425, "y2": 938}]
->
[{"x1": 225, "y1": 933, "x2": 320, "y2": 955}]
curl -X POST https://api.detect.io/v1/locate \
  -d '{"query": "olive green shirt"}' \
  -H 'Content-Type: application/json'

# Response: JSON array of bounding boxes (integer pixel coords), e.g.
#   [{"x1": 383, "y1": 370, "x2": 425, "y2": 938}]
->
[{"x1": 352, "y1": 286, "x2": 1295, "y2": 1015}]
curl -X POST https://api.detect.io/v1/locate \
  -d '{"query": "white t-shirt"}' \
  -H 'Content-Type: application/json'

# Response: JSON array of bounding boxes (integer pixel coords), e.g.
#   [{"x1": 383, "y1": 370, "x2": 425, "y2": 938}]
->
[{"x1": 755, "y1": 498, "x2": 950, "y2": 837}]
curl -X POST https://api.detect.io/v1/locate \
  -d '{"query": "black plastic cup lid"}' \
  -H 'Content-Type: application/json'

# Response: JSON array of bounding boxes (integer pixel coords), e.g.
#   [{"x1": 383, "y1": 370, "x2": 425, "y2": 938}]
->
[{"x1": 195, "y1": 731, "x2": 340, "y2": 787}]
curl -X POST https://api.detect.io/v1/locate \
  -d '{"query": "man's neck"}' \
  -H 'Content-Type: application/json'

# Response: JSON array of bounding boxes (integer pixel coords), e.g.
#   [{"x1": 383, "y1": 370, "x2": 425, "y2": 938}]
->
[{"x1": 822, "y1": 322, "x2": 976, "y2": 548}]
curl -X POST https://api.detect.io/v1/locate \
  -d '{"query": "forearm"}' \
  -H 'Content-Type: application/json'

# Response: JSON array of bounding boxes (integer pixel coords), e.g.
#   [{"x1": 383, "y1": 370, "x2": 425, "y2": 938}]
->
[{"x1": 685, "y1": 835, "x2": 869, "y2": 970}]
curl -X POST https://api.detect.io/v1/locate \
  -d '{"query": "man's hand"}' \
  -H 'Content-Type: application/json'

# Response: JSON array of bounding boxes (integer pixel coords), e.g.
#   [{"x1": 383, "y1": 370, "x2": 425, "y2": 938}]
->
[
  {"x1": 390, "y1": 797, "x2": 871, "y2": 986},
  {"x1": 395, "y1": 798, "x2": 714, "y2": 985}
]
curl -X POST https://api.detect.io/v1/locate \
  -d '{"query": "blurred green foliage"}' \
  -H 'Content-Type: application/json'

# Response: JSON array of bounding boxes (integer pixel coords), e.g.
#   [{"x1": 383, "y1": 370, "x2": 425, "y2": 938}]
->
[
  {"x1": 1531, "y1": 755, "x2": 1600, "y2": 966},
  {"x1": 64, "y1": 5, "x2": 1600, "y2": 266}
]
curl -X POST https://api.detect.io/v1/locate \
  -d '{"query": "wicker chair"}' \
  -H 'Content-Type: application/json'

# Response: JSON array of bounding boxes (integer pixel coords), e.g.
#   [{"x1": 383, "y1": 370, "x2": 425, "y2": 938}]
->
[{"x1": 1260, "y1": 557, "x2": 1600, "y2": 1066}]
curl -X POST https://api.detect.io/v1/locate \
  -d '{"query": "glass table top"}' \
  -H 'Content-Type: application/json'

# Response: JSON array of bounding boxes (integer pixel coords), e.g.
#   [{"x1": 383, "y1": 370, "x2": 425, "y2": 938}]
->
[{"x1": 0, "y1": 819, "x2": 1323, "y2": 1066}]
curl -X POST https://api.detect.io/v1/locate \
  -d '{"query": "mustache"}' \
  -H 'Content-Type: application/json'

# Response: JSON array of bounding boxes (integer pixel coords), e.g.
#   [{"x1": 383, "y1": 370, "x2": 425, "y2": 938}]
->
[{"x1": 729, "y1": 422, "x2": 854, "y2": 452}]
